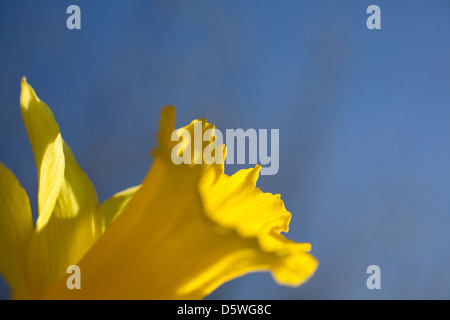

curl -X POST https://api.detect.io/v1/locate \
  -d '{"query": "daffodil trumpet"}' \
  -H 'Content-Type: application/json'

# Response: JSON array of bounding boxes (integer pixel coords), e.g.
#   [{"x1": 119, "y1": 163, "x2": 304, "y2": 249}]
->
[{"x1": 0, "y1": 78, "x2": 318, "y2": 300}]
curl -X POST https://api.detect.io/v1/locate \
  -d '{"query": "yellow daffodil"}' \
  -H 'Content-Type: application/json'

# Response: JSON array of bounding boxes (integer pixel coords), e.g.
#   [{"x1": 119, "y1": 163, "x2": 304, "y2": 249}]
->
[{"x1": 0, "y1": 78, "x2": 318, "y2": 300}]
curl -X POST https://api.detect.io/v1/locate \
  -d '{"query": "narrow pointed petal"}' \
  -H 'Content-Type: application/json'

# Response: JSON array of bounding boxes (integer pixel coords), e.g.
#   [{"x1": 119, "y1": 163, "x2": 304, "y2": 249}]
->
[
  {"x1": 0, "y1": 164, "x2": 33, "y2": 299},
  {"x1": 101, "y1": 186, "x2": 140, "y2": 229},
  {"x1": 20, "y1": 78, "x2": 65, "y2": 231},
  {"x1": 20, "y1": 78, "x2": 103, "y2": 298},
  {"x1": 26, "y1": 142, "x2": 103, "y2": 298},
  {"x1": 20, "y1": 79, "x2": 102, "y2": 298}
]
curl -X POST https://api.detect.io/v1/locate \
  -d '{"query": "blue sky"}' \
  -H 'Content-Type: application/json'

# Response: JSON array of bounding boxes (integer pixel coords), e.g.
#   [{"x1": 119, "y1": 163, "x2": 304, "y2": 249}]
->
[{"x1": 1, "y1": 1, "x2": 450, "y2": 299}]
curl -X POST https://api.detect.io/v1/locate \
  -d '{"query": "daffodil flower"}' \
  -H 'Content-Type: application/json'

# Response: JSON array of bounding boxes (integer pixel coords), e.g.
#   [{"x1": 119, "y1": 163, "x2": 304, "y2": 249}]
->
[{"x1": 0, "y1": 78, "x2": 318, "y2": 300}]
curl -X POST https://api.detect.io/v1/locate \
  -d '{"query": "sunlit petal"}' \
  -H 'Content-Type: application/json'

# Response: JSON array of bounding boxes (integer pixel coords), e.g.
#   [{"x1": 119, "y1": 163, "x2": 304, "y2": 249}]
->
[
  {"x1": 0, "y1": 164, "x2": 34, "y2": 299},
  {"x1": 20, "y1": 77, "x2": 65, "y2": 231},
  {"x1": 201, "y1": 165, "x2": 317, "y2": 286},
  {"x1": 21, "y1": 80, "x2": 103, "y2": 298},
  {"x1": 26, "y1": 141, "x2": 103, "y2": 298}
]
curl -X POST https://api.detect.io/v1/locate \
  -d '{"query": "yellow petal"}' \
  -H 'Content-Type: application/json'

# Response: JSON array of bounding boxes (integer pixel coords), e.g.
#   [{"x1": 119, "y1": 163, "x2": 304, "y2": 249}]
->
[
  {"x1": 20, "y1": 80, "x2": 102, "y2": 298},
  {"x1": 20, "y1": 77, "x2": 65, "y2": 231},
  {"x1": 200, "y1": 165, "x2": 317, "y2": 286},
  {"x1": 171, "y1": 114, "x2": 317, "y2": 285},
  {"x1": 0, "y1": 164, "x2": 33, "y2": 299},
  {"x1": 172, "y1": 115, "x2": 317, "y2": 286},
  {"x1": 100, "y1": 186, "x2": 140, "y2": 229},
  {"x1": 26, "y1": 142, "x2": 103, "y2": 298},
  {"x1": 42, "y1": 107, "x2": 317, "y2": 299}
]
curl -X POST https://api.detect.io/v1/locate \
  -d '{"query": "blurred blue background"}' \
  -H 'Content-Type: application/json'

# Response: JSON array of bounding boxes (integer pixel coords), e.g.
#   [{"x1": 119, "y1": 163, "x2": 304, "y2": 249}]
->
[{"x1": 1, "y1": 0, "x2": 450, "y2": 299}]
